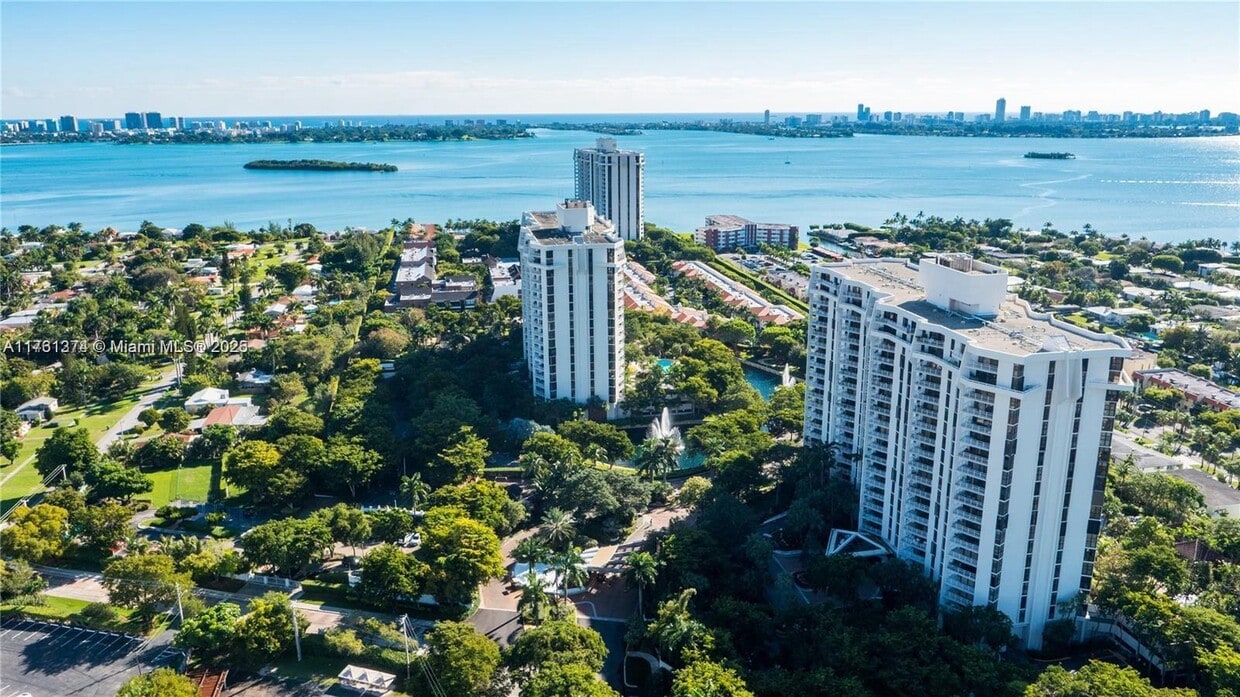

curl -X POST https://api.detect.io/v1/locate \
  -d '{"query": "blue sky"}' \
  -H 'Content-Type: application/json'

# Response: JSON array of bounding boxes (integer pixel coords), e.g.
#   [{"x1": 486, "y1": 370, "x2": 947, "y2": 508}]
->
[{"x1": 2, "y1": 1, "x2": 1237, "y2": 119}]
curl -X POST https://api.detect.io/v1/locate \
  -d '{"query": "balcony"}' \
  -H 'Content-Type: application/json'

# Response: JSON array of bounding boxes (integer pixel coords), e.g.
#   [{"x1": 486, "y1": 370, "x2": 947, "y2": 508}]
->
[
  {"x1": 952, "y1": 518, "x2": 982, "y2": 537},
  {"x1": 905, "y1": 496, "x2": 931, "y2": 515},
  {"x1": 948, "y1": 546, "x2": 979, "y2": 566},
  {"x1": 953, "y1": 507, "x2": 983, "y2": 526},
  {"x1": 954, "y1": 476, "x2": 986, "y2": 497},
  {"x1": 964, "y1": 389, "x2": 995, "y2": 404},
  {"x1": 959, "y1": 432, "x2": 991, "y2": 449},
  {"x1": 944, "y1": 571, "x2": 977, "y2": 596},
  {"x1": 943, "y1": 586, "x2": 974, "y2": 608},
  {"x1": 908, "y1": 470, "x2": 933, "y2": 487},
  {"x1": 956, "y1": 450, "x2": 991, "y2": 468},
  {"x1": 962, "y1": 406, "x2": 994, "y2": 421},
  {"x1": 952, "y1": 535, "x2": 981, "y2": 555}
]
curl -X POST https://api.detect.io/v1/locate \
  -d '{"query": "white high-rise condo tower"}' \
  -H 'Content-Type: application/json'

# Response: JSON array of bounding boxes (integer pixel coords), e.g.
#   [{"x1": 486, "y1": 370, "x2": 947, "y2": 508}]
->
[
  {"x1": 802, "y1": 254, "x2": 1131, "y2": 650},
  {"x1": 573, "y1": 138, "x2": 645, "y2": 241},
  {"x1": 519, "y1": 201, "x2": 626, "y2": 417}
]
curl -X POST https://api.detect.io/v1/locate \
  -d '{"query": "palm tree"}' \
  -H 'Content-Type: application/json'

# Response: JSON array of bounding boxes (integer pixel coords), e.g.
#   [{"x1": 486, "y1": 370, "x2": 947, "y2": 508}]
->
[
  {"x1": 625, "y1": 551, "x2": 660, "y2": 619},
  {"x1": 400, "y1": 473, "x2": 430, "y2": 512},
  {"x1": 650, "y1": 588, "x2": 706, "y2": 661},
  {"x1": 553, "y1": 547, "x2": 589, "y2": 599},
  {"x1": 636, "y1": 408, "x2": 684, "y2": 482},
  {"x1": 585, "y1": 443, "x2": 610, "y2": 468},
  {"x1": 516, "y1": 570, "x2": 550, "y2": 625},
  {"x1": 512, "y1": 536, "x2": 549, "y2": 567},
  {"x1": 539, "y1": 508, "x2": 576, "y2": 552},
  {"x1": 635, "y1": 437, "x2": 680, "y2": 482},
  {"x1": 521, "y1": 453, "x2": 551, "y2": 482}
]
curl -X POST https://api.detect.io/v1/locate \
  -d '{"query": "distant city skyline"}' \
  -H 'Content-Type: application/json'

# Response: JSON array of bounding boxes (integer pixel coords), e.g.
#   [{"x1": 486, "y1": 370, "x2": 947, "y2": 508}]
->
[{"x1": 2, "y1": 2, "x2": 1236, "y2": 119}]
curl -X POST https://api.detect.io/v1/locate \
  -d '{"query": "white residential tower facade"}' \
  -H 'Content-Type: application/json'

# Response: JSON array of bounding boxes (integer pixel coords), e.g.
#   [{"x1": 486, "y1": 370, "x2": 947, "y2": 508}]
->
[
  {"x1": 519, "y1": 201, "x2": 626, "y2": 416},
  {"x1": 573, "y1": 137, "x2": 645, "y2": 241},
  {"x1": 803, "y1": 254, "x2": 1131, "y2": 649}
]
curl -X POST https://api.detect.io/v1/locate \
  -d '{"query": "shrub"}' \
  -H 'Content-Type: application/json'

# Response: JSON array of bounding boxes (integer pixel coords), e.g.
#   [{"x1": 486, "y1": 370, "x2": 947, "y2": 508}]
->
[
  {"x1": 78, "y1": 602, "x2": 119, "y2": 623},
  {"x1": 318, "y1": 571, "x2": 350, "y2": 585},
  {"x1": 323, "y1": 627, "x2": 366, "y2": 656}
]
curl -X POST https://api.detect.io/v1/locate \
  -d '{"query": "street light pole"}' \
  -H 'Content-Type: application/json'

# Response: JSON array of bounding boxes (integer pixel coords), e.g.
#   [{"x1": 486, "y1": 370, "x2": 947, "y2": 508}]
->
[{"x1": 290, "y1": 604, "x2": 302, "y2": 662}]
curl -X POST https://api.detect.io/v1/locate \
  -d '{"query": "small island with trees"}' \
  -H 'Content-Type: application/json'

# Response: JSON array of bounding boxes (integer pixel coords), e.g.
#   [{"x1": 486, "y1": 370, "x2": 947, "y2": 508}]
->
[
  {"x1": 243, "y1": 159, "x2": 397, "y2": 172},
  {"x1": 1024, "y1": 151, "x2": 1076, "y2": 159}
]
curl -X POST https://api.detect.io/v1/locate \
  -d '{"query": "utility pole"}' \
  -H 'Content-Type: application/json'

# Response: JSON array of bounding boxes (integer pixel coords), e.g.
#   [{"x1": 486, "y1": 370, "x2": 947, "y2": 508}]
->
[
  {"x1": 290, "y1": 604, "x2": 302, "y2": 662},
  {"x1": 399, "y1": 615, "x2": 412, "y2": 682},
  {"x1": 174, "y1": 582, "x2": 185, "y2": 624}
]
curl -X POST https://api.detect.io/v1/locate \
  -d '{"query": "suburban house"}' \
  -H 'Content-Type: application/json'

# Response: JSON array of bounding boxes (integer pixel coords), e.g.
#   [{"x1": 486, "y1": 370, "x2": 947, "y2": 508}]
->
[
  {"x1": 235, "y1": 369, "x2": 274, "y2": 392},
  {"x1": 184, "y1": 388, "x2": 233, "y2": 414},
  {"x1": 193, "y1": 403, "x2": 266, "y2": 431},
  {"x1": 15, "y1": 396, "x2": 59, "y2": 422}
]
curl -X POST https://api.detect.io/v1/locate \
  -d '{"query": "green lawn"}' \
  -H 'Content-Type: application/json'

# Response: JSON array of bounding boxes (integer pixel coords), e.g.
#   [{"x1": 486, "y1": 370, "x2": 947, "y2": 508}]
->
[
  {"x1": 146, "y1": 461, "x2": 215, "y2": 507},
  {"x1": 0, "y1": 595, "x2": 150, "y2": 634},
  {"x1": 1, "y1": 374, "x2": 167, "y2": 514}
]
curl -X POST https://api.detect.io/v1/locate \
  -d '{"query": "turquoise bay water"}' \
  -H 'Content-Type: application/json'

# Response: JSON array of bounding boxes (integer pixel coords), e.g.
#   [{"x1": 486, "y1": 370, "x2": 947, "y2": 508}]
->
[{"x1": 2, "y1": 129, "x2": 1237, "y2": 241}]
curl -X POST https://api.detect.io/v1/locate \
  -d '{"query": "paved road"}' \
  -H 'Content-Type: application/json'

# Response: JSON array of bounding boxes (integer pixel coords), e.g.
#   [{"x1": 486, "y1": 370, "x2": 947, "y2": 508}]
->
[
  {"x1": 478, "y1": 504, "x2": 687, "y2": 622},
  {"x1": 35, "y1": 564, "x2": 363, "y2": 633},
  {"x1": 95, "y1": 364, "x2": 182, "y2": 452},
  {"x1": 1111, "y1": 430, "x2": 1197, "y2": 472}
]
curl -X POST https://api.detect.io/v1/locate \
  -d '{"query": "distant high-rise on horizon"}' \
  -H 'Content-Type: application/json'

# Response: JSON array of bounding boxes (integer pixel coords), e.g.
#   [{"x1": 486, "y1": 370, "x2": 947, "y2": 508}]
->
[
  {"x1": 57, "y1": 115, "x2": 78, "y2": 133},
  {"x1": 124, "y1": 112, "x2": 143, "y2": 130},
  {"x1": 1020, "y1": 105, "x2": 1032, "y2": 121},
  {"x1": 764, "y1": 109, "x2": 771, "y2": 125},
  {"x1": 144, "y1": 112, "x2": 163, "y2": 129},
  {"x1": 519, "y1": 200, "x2": 626, "y2": 417},
  {"x1": 995, "y1": 98, "x2": 1007, "y2": 122},
  {"x1": 573, "y1": 137, "x2": 645, "y2": 241}
]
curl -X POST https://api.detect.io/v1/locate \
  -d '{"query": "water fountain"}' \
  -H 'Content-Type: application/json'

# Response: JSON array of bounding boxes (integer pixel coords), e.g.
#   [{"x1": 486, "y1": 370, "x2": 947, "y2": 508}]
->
[
  {"x1": 647, "y1": 407, "x2": 684, "y2": 455},
  {"x1": 781, "y1": 364, "x2": 795, "y2": 388}
]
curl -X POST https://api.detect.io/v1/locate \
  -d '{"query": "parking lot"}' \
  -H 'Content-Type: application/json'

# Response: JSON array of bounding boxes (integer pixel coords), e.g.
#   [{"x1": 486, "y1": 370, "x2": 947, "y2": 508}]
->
[{"x1": 0, "y1": 618, "x2": 182, "y2": 697}]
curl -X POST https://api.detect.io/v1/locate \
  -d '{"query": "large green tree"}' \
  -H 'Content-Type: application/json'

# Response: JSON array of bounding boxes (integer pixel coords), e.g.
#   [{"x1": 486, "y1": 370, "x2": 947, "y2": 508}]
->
[
  {"x1": 432, "y1": 426, "x2": 490, "y2": 483},
  {"x1": 1024, "y1": 660, "x2": 1193, "y2": 696},
  {"x1": 102, "y1": 553, "x2": 192, "y2": 624},
  {"x1": 423, "y1": 620, "x2": 501, "y2": 697},
  {"x1": 116, "y1": 668, "x2": 197, "y2": 697},
  {"x1": 523, "y1": 662, "x2": 619, "y2": 697},
  {"x1": 419, "y1": 507, "x2": 504, "y2": 605},
  {"x1": 35, "y1": 426, "x2": 99, "y2": 480},
  {"x1": 173, "y1": 602, "x2": 240, "y2": 662},
  {"x1": 556, "y1": 419, "x2": 635, "y2": 464},
  {"x1": 507, "y1": 619, "x2": 608, "y2": 677},
  {"x1": 358, "y1": 543, "x2": 427, "y2": 607},
  {"x1": 0, "y1": 503, "x2": 69, "y2": 562},
  {"x1": 321, "y1": 437, "x2": 384, "y2": 498},
  {"x1": 428, "y1": 479, "x2": 525, "y2": 535},
  {"x1": 224, "y1": 439, "x2": 306, "y2": 506},
  {"x1": 84, "y1": 458, "x2": 153, "y2": 503},
  {"x1": 237, "y1": 516, "x2": 332, "y2": 576},
  {"x1": 672, "y1": 659, "x2": 755, "y2": 697},
  {"x1": 232, "y1": 591, "x2": 306, "y2": 667},
  {"x1": 314, "y1": 503, "x2": 371, "y2": 555}
]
